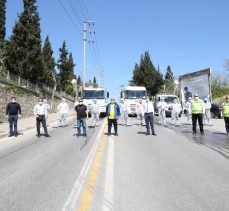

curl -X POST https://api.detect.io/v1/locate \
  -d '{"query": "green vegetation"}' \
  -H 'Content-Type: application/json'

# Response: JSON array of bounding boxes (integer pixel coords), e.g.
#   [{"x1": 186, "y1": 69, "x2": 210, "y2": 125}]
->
[
  {"x1": 129, "y1": 51, "x2": 164, "y2": 96},
  {"x1": 211, "y1": 71, "x2": 229, "y2": 100}
]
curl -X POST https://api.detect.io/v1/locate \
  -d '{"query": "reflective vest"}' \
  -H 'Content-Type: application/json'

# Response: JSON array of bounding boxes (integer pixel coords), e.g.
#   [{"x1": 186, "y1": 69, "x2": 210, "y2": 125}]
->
[
  {"x1": 191, "y1": 99, "x2": 204, "y2": 114},
  {"x1": 223, "y1": 102, "x2": 229, "y2": 117}
]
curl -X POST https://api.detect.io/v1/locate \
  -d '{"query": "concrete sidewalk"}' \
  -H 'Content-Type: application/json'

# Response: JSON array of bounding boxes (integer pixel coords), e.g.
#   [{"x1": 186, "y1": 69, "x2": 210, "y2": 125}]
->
[{"x1": 0, "y1": 111, "x2": 75, "y2": 139}]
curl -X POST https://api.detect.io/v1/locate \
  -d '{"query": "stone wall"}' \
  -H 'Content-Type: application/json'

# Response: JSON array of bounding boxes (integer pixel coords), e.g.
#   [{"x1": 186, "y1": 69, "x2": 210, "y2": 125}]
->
[{"x1": 0, "y1": 84, "x2": 74, "y2": 123}]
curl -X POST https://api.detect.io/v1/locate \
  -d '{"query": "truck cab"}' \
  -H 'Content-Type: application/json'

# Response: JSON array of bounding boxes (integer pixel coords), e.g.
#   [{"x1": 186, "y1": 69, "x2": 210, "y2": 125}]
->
[
  {"x1": 154, "y1": 94, "x2": 182, "y2": 117},
  {"x1": 83, "y1": 87, "x2": 109, "y2": 116},
  {"x1": 120, "y1": 86, "x2": 147, "y2": 116}
]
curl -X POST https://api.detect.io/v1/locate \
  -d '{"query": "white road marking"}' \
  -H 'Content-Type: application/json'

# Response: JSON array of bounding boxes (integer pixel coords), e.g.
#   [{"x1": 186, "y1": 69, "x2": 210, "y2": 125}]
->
[
  {"x1": 102, "y1": 137, "x2": 114, "y2": 211},
  {"x1": 165, "y1": 127, "x2": 175, "y2": 133},
  {"x1": 62, "y1": 119, "x2": 106, "y2": 211}
]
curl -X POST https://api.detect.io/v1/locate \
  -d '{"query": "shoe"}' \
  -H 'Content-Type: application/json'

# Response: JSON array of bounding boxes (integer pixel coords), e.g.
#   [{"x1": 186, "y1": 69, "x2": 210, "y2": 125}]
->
[
  {"x1": 107, "y1": 133, "x2": 111, "y2": 136},
  {"x1": 114, "y1": 133, "x2": 118, "y2": 136},
  {"x1": 193, "y1": 131, "x2": 197, "y2": 134},
  {"x1": 83, "y1": 133, "x2": 87, "y2": 137},
  {"x1": 152, "y1": 133, "x2": 157, "y2": 136},
  {"x1": 8, "y1": 134, "x2": 13, "y2": 137},
  {"x1": 146, "y1": 132, "x2": 150, "y2": 136},
  {"x1": 14, "y1": 133, "x2": 18, "y2": 137},
  {"x1": 45, "y1": 134, "x2": 51, "y2": 137}
]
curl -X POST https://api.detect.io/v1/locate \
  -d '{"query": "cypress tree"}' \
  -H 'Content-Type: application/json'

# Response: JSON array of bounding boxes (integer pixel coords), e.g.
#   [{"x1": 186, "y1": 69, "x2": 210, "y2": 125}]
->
[
  {"x1": 6, "y1": 0, "x2": 43, "y2": 83},
  {"x1": 130, "y1": 51, "x2": 164, "y2": 96},
  {"x1": 0, "y1": 0, "x2": 6, "y2": 43},
  {"x1": 165, "y1": 65, "x2": 174, "y2": 91},
  {"x1": 42, "y1": 36, "x2": 56, "y2": 87}
]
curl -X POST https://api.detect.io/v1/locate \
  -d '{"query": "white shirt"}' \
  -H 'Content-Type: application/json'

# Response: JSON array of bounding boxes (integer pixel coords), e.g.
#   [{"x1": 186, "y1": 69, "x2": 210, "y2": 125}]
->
[
  {"x1": 57, "y1": 102, "x2": 69, "y2": 114},
  {"x1": 34, "y1": 104, "x2": 47, "y2": 116},
  {"x1": 172, "y1": 103, "x2": 181, "y2": 112},
  {"x1": 119, "y1": 102, "x2": 128, "y2": 112},
  {"x1": 143, "y1": 101, "x2": 155, "y2": 114}
]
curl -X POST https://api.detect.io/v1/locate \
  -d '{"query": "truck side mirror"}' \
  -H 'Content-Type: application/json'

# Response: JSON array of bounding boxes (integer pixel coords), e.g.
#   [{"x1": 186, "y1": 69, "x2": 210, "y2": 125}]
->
[{"x1": 107, "y1": 92, "x2": 109, "y2": 98}]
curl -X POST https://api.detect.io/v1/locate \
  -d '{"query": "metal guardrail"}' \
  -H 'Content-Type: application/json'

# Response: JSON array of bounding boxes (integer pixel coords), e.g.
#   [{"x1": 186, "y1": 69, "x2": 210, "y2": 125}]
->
[{"x1": 1, "y1": 71, "x2": 74, "y2": 101}]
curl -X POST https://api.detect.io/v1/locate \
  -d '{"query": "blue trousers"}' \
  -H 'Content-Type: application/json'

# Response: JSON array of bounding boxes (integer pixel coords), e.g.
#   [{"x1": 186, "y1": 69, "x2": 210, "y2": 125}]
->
[
  {"x1": 8, "y1": 115, "x2": 18, "y2": 135},
  {"x1": 144, "y1": 113, "x2": 155, "y2": 134},
  {"x1": 77, "y1": 118, "x2": 87, "y2": 135}
]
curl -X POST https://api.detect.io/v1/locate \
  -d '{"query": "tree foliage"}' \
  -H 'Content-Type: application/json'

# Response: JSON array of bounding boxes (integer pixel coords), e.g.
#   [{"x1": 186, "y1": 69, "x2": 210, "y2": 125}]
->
[
  {"x1": 6, "y1": 0, "x2": 43, "y2": 83},
  {"x1": 0, "y1": 0, "x2": 6, "y2": 43},
  {"x1": 42, "y1": 36, "x2": 56, "y2": 87},
  {"x1": 211, "y1": 71, "x2": 229, "y2": 99},
  {"x1": 130, "y1": 51, "x2": 164, "y2": 96},
  {"x1": 164, "y1": 65, "x2": 174, "y2": 91}
]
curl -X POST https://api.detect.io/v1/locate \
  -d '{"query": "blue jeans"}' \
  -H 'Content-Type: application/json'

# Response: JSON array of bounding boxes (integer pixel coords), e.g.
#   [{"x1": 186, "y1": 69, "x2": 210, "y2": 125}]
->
[
  {"x1": 8, "y1": 115, "x2": 18, "y2": 135},
  {"x1": 77, "y1": 118, "x2": 87, "y2": 135},
  {"x1": 144, "y1": 113, "x2": 155, "y2": 134}
]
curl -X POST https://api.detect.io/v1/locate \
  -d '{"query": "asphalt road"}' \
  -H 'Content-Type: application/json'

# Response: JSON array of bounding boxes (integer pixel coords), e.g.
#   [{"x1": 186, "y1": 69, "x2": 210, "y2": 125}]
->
[
  {"x1": 1, "y1": 116, "x2": 229, "y2": 211},
  {"x1": 0, "y1": 118, "x2": 105, "y2": 211}
]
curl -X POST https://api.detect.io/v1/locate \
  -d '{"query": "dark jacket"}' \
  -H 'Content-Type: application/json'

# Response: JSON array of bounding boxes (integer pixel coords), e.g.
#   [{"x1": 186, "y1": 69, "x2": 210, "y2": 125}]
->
[
  {"x1": 6, "y1": 102, "x2": 21, "y2": 115},
  {"x1": 106, "y1": 103, "x2": 120, "y2": 119}
]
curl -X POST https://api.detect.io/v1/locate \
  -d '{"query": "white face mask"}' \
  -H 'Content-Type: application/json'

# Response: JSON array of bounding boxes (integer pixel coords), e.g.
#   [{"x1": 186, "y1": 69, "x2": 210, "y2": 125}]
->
[
  {"x1": 12, "y1": 100, "x2": 16, "y2": 103},
  {"x1": 226, "y1": 99, "x2": 229, "y2": 102},
  {"x1": 79, "y1": 102, "x2": 83, "y2": 105},
  {"x1": 39, "y1": 102, "x2": 42, "y2": 105}
]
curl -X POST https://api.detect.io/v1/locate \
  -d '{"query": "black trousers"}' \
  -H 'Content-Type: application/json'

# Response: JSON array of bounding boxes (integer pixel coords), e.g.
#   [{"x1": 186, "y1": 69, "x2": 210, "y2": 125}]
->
[
  {"x1": 8, "y1": 114, "x2": 18, "y2": 135},
  {"x1": 36, "y1": 115, "x2": 48, "y2": 135},
  {"x1": 224, "y1": 117, "x2": 229, "y2": 134},
  {"x1": 192, "y1": 114, "x2": 204, "y2": 132},
  {"x1": 144, "y1": 113, "x2": 155, "y2": 134},
  {"x1": 108, "y1": 119, "x2": 118, "y2": 134}
]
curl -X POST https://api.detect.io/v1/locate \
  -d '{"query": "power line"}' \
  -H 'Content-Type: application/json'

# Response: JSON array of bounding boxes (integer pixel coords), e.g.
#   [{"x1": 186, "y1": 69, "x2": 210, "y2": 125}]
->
[
  {"x1": 67, "y1": 0, "x2": 83, "y2": 27},
  {"x1": 58, "y1": 0, "x2": 82, "y2": 36}
]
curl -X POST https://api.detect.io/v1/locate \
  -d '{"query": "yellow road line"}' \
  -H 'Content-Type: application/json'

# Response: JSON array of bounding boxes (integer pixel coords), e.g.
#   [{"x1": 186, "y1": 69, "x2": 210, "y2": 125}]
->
[{"x1": 77, "y1": 125, "x2": 107, "y2": 211}]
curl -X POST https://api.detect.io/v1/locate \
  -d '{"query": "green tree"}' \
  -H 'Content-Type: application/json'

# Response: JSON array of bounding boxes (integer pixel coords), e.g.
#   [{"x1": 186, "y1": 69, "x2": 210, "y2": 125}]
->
[
  {"x1": 6, "y1": 0, "x2": 43, "y2": 83},
  {"x1": 0, "y1": 0, "x2": 6, "y2": 44},
  {"x1": 130, "y1": 51, "x2": 164, "y2": 96},
  {"x1": 42, "y1": 36, "x2": 56, "y2": 87},
  {"x1": 165, "y1": 65, "x2": 174, "y2": 91}
]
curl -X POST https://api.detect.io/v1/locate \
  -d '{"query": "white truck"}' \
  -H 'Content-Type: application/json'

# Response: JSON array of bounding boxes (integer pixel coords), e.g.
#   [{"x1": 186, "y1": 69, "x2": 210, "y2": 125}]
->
[
  {"x1": 120, "y1": 86, "x2": 147, "y2": 116},
  {"x1": 154, "y1": 94, "x2": 182, "y2": 117},
  {"x1": 83, "y1": 87, "x2": 109, "y2": 116}
]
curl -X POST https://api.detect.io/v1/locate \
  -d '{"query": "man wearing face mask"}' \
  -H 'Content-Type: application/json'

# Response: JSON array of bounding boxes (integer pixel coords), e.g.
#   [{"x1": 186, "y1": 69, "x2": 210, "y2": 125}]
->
[
  {"x1": 191, "y1": 94, "x2": 205, "y2": 135},
  {"x1": 157, "y1": 98, "x2": 166, "y2": 126},
  {"x1": 222, "y1": 96, "x2": 229, "y2": 136},
  {"x1": 143, "y1": 96, "x2": 156, "y2": 136},
  {"x1": 6, "y1": 97, "x2": 21, "y2": 137},
  {"x1": 57, "y1": 98, "x2": 69, "y2": 127},
  {"x1": 106, "y1": 97, "x2": 120, "y2": 136},
  {"x1": 204, "y1": 98, "x2": 212, "y2": 125},
  {"x1": 33, "y1": 98, "x2": 50, "y2": 137},
  {"x1": 75, "y1": 98, "x2": 88, "y2": 136}
]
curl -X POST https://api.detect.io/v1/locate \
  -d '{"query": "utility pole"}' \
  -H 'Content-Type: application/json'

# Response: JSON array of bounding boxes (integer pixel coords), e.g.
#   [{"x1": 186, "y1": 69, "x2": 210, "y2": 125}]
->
[
  {"x1": 98, "y1": 65, "x2": 104, "y2": 88},
  {"x1": 82, "y1": 20, "x2": 95, "y2": 89}
]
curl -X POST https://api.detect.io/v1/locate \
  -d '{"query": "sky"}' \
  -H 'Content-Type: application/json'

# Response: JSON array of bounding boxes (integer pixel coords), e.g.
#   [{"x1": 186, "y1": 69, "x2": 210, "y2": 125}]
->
[{"x1": 5, "y1": 0, "x2": 229, "y2": 98}]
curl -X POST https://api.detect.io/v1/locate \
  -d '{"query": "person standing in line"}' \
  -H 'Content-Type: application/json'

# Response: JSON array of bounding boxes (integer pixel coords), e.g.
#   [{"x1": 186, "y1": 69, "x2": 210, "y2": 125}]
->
[
  {"x1": 91, "y1": 99, "x2": 100, "y2": 127},
  {"x1": 119, "y1": 98, "x2": 128, "y2": 126},
  {"x1": 185, "y1": 97, "x2": 192, "y2": 123},
  {"x1": 6, "y1": 97, "x2": 21, "y2": 137},
  {"x1": 33, "y1": 98, "x2": 50, "y2": 137},
  {"x1": 143, "y1": 96, "x2": 156, "y2": 136},
  {"x1": 157, "y1": 98, "x2": 166, "y2": 126},
  {"x1": 171, "y1": 98, "x2": 181, "y2": 125},
  {"x1": 136, "y1": 99, "x2": 144, "y2": 126},
  {"x1": 75, "y1": 98, "x2": 88, "y2": 136},
  {"x1": 106, "y1": 97, "x2": 120, "y2": 136},
  {"x1": 191, "y1": 94, "x2": 205, "y2": 135},
  {"x1": 222, "y1": 96, "x2": 229, "y2": 136},
  {"x1": 57, "y1": 98, "x2": 69, "y2": 127},
  {"x1": 204, "y1": 98, "x2": 212, "y2": 125},
  {"x1": 43, "y1": 99, "x2": 50, "y2": 121}
]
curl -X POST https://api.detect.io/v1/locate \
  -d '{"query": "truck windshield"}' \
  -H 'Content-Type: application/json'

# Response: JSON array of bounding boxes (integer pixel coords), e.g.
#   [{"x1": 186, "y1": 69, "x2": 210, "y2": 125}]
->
[
  {"x1": 84, "y1": 90, "x2": 105, "y2": 99},
  {"x1": 164, "y1": 96, "x2": 179, "y2": 104},
  {"x1": 125, "y1": 90, "x2": 146, "y2": 99}
]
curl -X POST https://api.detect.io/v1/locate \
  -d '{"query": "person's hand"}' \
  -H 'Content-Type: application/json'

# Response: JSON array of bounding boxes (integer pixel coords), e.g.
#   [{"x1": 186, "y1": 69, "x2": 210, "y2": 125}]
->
[
  {"x1": 18, "y1": 114, "x2": 21, "y2": 118},
  {"x1": 6, "y1": 115, "x2": 8, "y2": 118}
]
